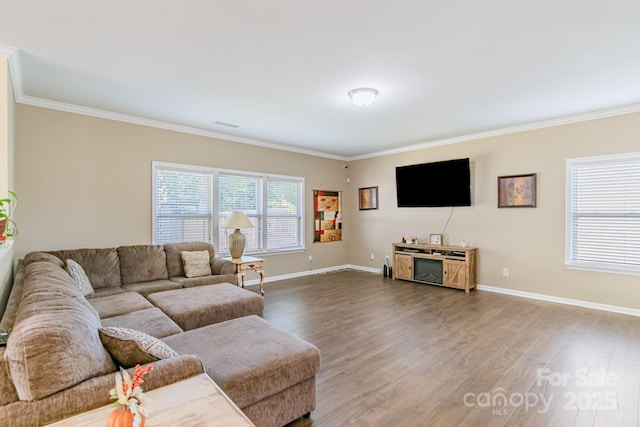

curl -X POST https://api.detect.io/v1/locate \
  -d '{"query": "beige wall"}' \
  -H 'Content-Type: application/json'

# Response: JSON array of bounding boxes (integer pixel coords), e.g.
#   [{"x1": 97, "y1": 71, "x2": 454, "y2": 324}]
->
[
  {"x1": 14, "y1": 105, "x2": 348, "y2": 277},
  {"x1": 12, "y1": 101, "x2": 640, "y2": 310},
  {"x1": 0, "y1": 57, "x2": 16, "y2": 317},
  {"x1": 346, "y1": 112, "x2": 640, "y2": 309}
]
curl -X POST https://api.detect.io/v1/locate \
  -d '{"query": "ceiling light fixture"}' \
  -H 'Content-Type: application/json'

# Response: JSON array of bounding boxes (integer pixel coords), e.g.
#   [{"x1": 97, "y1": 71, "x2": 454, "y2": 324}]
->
[{"x1": 348, "y1": 87, "x2": 379, "y2": 107}]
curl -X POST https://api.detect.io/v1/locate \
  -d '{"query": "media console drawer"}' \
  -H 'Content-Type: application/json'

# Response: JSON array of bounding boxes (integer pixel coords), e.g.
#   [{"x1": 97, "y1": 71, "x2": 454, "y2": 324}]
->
[{"x1": 392, "y1": 243, "x2": 477, "y2": 293}]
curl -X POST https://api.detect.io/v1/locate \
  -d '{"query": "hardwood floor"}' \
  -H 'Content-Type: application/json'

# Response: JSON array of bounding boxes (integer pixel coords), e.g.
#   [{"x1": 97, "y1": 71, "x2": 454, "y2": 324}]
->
[{"x1": 257, "y1": 270, "x2": 640, "y2": 427}]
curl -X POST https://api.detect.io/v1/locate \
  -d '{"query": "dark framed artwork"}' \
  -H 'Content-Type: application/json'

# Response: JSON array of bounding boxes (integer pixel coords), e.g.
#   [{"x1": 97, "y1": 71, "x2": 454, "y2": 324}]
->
[
  {"x1": 498, "y1": 173, "x2": 537, "y2": 208},
  {"x1": 358, "y1": 186, "x2": 378, "y2": 210}
]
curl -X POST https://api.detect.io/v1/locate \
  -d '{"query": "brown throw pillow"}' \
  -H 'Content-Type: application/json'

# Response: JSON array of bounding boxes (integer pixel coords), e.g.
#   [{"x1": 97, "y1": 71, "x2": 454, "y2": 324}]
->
[
  {"x1": 99, "y1": 327, "x2": 179, "y2": 368},
  {"x1": 181, "y1": 250, "x2": 212, "y2": 278}
]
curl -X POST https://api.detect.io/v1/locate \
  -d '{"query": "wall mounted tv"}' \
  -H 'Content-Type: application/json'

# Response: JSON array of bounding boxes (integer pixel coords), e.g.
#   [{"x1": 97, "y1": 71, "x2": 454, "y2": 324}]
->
[{"x1": 396, "y1": 158, "x2": 471, "y2": 207}]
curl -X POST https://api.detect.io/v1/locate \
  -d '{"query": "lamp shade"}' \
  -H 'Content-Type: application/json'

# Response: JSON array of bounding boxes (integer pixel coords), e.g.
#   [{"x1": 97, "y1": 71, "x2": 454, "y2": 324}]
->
[
  {"x1": 222, "y1": 211, "x2": 253, "y2": 259},
  {"x1": 222, "y1": 211, "x2": 254, "y2": 230}
]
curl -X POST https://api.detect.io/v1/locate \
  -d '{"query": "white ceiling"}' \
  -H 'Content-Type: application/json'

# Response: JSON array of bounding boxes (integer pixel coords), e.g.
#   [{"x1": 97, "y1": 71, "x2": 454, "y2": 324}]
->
[{"x1": 2, "y1": 1, "x2": 640, "y2": 160}]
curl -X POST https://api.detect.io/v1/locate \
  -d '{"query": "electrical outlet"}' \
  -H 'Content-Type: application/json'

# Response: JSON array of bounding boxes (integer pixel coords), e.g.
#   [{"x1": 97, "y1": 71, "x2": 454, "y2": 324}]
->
[
  {"x1": 308, "y1": 255, "x2": 314, "y2": 263},
  {"x1": 503, "y1": 268, "x2": 509, "y2": 277},
  {"x1": 370, "y1": 253, "x2": 375, "y2": 261},
  {"x1": 385, "y1": 255, "x2": 390, "y2": 262}
]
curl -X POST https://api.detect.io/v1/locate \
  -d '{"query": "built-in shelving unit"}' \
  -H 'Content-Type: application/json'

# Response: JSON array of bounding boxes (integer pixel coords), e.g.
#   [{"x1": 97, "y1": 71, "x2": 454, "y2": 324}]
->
[{"x1": 392, "y1": 242, "x2": 477, "y2": 293}]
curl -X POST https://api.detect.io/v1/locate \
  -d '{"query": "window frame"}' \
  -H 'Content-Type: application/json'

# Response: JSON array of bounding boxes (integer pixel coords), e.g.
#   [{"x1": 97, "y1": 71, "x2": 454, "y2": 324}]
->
[
  {"x1": 565, "y1": 152, "x2": 640, "y2": 276},
  {"x1": 153, "y1": 161, "x2": 305, "y2": 256}
]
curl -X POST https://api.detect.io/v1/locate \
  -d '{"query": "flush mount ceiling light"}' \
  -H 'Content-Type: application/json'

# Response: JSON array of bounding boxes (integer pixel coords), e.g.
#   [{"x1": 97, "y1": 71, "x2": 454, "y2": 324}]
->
[{"x1": 348, "y1": 87, "x2": 379, "y2": 107}]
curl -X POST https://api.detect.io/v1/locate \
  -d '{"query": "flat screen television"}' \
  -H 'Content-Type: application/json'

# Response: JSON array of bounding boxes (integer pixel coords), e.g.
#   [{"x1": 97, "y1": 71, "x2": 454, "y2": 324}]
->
[{"x1": 396, "y1": 158, "x2": 471, "y2": 207}]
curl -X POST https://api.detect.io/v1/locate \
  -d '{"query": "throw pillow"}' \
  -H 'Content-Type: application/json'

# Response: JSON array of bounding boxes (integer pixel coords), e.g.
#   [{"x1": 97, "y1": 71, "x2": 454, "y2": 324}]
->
[
  {"x1": 181, "y1": 250, "x2": 212, "y2": 278},
  {"x1": 99, "y1": 327, "x2": 179, "y2": 368},
  {"x1": 65, "y1": 259, "x2": 95, "y2": 296}
]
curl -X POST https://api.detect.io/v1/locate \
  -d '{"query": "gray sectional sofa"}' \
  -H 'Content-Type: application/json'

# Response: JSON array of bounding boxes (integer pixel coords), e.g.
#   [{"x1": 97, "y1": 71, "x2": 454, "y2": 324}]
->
[{"x1": 0, "y1": 242, "x2": 320, "y2": 427}]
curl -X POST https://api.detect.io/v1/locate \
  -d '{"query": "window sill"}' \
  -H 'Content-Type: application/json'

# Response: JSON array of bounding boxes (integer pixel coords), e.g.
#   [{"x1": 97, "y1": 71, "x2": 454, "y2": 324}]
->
[{"x1": 566, "y1": 262, "x2": 640, "y2": 277}]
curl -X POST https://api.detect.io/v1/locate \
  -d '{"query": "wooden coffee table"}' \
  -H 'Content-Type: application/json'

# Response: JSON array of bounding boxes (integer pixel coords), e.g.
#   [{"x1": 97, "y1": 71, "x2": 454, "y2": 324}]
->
[{"x1": 47, "y1": 374, "x2": 255, "y2": 426}]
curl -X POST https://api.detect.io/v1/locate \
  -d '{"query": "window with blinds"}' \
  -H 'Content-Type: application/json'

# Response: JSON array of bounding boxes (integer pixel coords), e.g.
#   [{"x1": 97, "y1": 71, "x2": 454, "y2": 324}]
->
[
  {"x1": 154, "y1": 166, "x2": 213, "y2": 244},
  {"x1": 566, "y1": 152, "x2": 640, "y2": 275},
  {"x1": 153, "y1": 162, "x2": 305, "y2": 255}
]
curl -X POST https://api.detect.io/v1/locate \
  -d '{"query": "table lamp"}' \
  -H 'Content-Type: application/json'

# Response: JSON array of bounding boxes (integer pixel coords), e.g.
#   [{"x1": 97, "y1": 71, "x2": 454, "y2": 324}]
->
[{"x1": 222, "y1": 211, "x2": 254, "y2": 259}]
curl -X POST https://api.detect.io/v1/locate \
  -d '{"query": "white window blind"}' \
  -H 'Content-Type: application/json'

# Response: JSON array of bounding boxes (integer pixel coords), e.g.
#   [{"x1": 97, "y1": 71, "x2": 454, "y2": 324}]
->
[
  {"x1": 153, "y1": 162, "x2": 305, "y2": 255},
  {"x1": 217, "y1": 173, "x2": 304, "y2": 253},
  {"x1": 218, "y1": 173, "x2": 261, "y2": 254},
  {"x1": 566, "y1": 152, "x2": 640, "y2": 275},
  {"x1": 266, "y1": 178, "x2": 303, "y2": 250},
  {"x1": 154, "y1": 166, "x2": 213, "y2": 244}
]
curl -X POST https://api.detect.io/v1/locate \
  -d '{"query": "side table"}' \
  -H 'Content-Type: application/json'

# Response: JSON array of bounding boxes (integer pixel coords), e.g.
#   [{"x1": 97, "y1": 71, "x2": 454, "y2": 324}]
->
[{"x1": 224, "y1": 256, "x2": 265, "y2": 295}]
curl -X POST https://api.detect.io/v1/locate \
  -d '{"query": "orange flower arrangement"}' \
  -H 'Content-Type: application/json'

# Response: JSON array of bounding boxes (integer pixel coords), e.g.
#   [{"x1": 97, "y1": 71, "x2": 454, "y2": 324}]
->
[{"x1": 108, "y1": 364, "x2": 153, "y2": 427}]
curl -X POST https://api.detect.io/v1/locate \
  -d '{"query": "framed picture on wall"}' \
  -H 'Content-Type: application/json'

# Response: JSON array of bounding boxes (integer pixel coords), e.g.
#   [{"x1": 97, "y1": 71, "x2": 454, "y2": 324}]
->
[
  {"x1": 358, "y1": 186, "x2": 378, "y2": 210},
  {"x1": 498, "y1": 173, "x2": 537, "y2": 208}
]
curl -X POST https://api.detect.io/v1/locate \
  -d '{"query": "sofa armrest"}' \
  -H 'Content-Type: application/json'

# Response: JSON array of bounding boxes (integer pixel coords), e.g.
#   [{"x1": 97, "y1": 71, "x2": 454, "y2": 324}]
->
[
  {"x1": 0, "y1": 260, "x2": 25, "y2": 331},
  {"x1": 139, "y1": 354, "x2": 205, "y2": 391},
  {"x1": 211, "y1": 257, "x2": 236, "y2": 275},
  {"x1": 0, "y1": 355, "x2": 205, "y2": 426}
]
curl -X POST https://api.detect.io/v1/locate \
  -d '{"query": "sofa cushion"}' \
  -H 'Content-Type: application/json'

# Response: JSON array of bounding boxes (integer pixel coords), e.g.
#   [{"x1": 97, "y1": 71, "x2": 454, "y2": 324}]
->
[
  {"x1": 170, "y1": 273, "x2": 238, "y2": 288},
  {"x1": 23, "y1": 251, "x2": 65, "y2": 268},
  {"x1": 118, "y1": 245, "x2": 168, "y2": 285},
  {"x1": 99, "y1": 327, "x2": 179, "y2": 368},
  {"x1": 48, "y1": 248, "x2": 121, "y2": 289},
  {"x1": 64, "y1": 259, "x2": 95, "y2": 296},
  {"x1": 101, "y1": 308, "x2": 183, "y2": 338},
  {"x1": 121, "y1": 279, "x2": 182, "y2": 297},
  {"x1": 164, "y1": 242, "x2": 217, "y2": 278},
  {"x1": 5, "y1": 261, "x2": 116, "y2": 400},
  {"x1": 163, "y1": 315, "x2": 320, "y2": 409},
  {"x1": 147, "y1": 284, "x2": 264, "y2": 330},
  {"x1": 181, "y1": 250, "x2": 213, "y2": 278},
  {"x1": 88, "y1": 292, "x2": 154, "y2": 319},
  {"x1": 87, "y1": 287, "x2": 127, "y2": 299},
  {"x1": 0, "y1": 348, "x2": 18, "y2": 405}
]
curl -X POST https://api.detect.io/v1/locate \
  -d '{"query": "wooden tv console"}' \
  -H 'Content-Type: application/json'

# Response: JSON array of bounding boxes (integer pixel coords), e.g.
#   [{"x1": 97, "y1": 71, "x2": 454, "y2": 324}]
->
[{"x1": 392, "y1": 242, "x2": 477, "y2": 293}]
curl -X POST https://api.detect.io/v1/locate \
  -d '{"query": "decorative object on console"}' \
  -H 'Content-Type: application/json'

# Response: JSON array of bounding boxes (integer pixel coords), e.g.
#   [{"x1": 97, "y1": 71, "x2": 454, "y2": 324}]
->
[
  {"x1": 429, "y1": 234, "x2": 442, "y2": 245},
  {"x1": 222, "y1": 211, "x2": 254, "y2": 259},
  {"x1": 498, "y1": 173, "x2": 537, "y2": 208},
  {"x1": 108, "y1": 364, "x2": 153, "y2": 427},
  {"x1": 313, "y1": 190, "x2": 342, "y2": 242},
  {"x1": 358, "y1": 186, "x2": 378, "y2": 210}
]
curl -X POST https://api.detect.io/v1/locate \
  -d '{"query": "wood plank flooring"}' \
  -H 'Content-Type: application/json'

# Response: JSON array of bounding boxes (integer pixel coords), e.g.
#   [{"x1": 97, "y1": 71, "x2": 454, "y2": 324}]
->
[{"x1": 256, "y1": 269, "x2": 640, "y2": 427}]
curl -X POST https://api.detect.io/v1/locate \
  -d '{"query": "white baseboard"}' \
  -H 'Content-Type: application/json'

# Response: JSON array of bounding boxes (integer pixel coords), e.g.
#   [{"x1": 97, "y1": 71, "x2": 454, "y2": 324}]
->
[
  {"x1": 243, "y1": 265, "x2": 640, "y2": 318},
  {"x1": 477, "y1": 284, "x2": 640, "y2": 317},
  {"x1": 241, "y1": 264, "x2": 380, "y2": 287}
]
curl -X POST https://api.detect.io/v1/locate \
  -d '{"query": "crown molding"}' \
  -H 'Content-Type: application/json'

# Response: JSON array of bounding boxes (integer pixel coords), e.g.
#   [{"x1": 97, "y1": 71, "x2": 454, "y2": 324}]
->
[
  {"x1": 16, "y1": 94, "x2": 348, "y2": 161},
  {"x1": 4, "y1": 43, "x2": 640, "y2": 162},
  {"x1": 350, "y1": 103, "x2": 640, "y2": 160}
]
